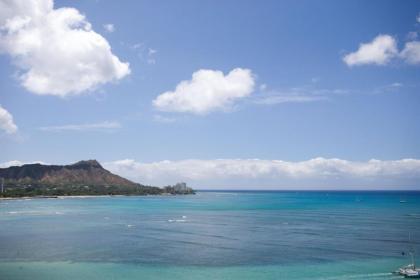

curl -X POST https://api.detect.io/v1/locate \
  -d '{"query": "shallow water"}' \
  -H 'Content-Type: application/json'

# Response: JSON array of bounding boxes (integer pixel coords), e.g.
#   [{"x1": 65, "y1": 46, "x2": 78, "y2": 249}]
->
[{"x1": 0, "y1": 191, "x2": 419, "y2": 279}]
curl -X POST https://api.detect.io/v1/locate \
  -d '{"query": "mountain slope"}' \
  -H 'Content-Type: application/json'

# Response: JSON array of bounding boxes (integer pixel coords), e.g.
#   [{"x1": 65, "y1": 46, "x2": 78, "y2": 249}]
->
[
  {"x1": 0, "y1": 160, "x2": 194, "y2": 197},
  {"x1": 0, "y1": 160, "x2": 137, "y2": 187}
]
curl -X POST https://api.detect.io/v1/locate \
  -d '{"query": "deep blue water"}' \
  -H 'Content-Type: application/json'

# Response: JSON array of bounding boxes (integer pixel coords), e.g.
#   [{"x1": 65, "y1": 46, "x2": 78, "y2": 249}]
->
[{"x1": 0, "y1": 191, "x2": 419, "y2": 279}]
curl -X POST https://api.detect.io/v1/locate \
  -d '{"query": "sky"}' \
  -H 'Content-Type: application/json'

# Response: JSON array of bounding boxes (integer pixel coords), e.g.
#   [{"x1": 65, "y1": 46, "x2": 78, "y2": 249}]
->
[{"x1": 0, "y1": 0, "x2": 419, "y2": 189}]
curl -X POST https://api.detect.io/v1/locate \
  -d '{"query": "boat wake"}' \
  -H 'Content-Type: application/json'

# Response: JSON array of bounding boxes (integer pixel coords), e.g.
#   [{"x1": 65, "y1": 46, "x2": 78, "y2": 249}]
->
[{"x1": 314, "y1": 272, "x2": 397, "y2": 280}]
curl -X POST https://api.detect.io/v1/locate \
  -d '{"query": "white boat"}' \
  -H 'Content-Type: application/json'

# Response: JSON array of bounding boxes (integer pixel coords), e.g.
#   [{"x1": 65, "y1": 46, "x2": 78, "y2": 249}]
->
[
  {"x1": 405, "y1": 269, "x2": 420, "y2": 278},
  {"x1": 396, "y1": 264, "x2": 420, "y2": 278},
  {"x1": 395, "y1": 235, "x2": 420, "y2": 278}
]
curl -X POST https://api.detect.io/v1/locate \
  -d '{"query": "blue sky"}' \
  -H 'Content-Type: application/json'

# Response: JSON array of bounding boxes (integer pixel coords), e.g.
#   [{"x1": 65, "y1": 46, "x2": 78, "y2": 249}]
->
[{"x1": 0, "y1": 0, "x2": 419, "y2": 188}]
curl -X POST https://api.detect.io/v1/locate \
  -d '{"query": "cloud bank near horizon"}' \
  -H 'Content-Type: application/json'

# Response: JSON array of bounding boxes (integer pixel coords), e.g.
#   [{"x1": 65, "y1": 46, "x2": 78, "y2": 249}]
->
[
  {"x1": 1, "y1": 158, "x2": 419, "y2": 189},
  {"x1": 103, "y1": 158, "x2": 420, "y2": 189}
]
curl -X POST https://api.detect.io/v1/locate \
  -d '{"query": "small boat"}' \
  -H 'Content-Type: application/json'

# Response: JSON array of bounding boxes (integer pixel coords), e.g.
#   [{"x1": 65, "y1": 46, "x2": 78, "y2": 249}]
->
[
  {"x1": 405, "y1": 270, "x2": 420, "y2": 278},
  {"x1": 395, "y1": 234, "x2": 420, "y2": 278},
  {"x1": 396, "y1": 264, "x2": 420, "y2": 278}
]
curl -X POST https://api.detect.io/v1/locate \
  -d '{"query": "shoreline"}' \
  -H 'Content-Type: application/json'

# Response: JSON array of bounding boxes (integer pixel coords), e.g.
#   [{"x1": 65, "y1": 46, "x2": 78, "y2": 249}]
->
[{"x1": 0, "y1": 193, "x2": 193, "y2": 200}]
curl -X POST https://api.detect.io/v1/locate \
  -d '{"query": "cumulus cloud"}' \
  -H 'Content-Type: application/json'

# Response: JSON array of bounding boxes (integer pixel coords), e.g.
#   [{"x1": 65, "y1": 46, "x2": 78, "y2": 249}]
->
[
  {"x1": 104, "y1": 158, "x2": 420, "y2": 189},
  {"x1": 343, "y1": 35, "x2": 398, "y2": 66},
  {"x1": 344, "y1": 14, "x2": 420, "y2": 67},
  {"x1": 400, "y1": 41, "x2": 420, "y2": 64},
  {"x1": 0, "y1": 0, "x2": 130, "y2": 96},
  {"x1": 0, "y1": 104, "x2": 18, "y2": 134},
  {"x1": 38, "y1": 121, "x2": 121, "y2": 132},
  {"x1": 153, "y1": 68, "x2": 255, "y2": 114}
]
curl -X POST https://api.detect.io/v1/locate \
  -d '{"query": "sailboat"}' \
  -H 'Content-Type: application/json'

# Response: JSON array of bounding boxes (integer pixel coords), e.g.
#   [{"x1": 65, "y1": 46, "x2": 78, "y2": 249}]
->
[
  {"x1": 397, "y1": 263, "x2": 420, "y2": 278},
  {"x1": 395, "y1": 234, "x2": 420, "y2": 278}
]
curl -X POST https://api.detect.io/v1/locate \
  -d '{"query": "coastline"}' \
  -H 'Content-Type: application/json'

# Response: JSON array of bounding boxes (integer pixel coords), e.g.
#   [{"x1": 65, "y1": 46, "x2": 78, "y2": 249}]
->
[{"x1": 0, "y1": 193, "x2": 193, "y2": 200}]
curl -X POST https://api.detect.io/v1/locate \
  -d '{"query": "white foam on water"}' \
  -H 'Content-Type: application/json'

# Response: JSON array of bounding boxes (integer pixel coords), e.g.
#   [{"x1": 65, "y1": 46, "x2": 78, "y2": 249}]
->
[
  {"x1": 213, "y1": 192, "x2": 238, "y2": 196},
  {"x1": 168, "y1": 219, "x2": 187, "y2": 223},
  {"x1": 316, "y1": 272, "x2": 394, "y2": 280},
  {"x1": 7, "y1": 210, "x2": 64, "y2": 216}
]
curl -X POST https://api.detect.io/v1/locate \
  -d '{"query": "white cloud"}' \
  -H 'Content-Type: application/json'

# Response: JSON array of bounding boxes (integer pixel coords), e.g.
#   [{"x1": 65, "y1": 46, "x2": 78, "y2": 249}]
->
[
  {"x1": 0, "y1": 0, "x2": 130, "y2": 97},
  {"x1": 153, "y1": 68, "x2": 255, "y2": 114},
  {"x1": 390, "y1": 82, "x2": 403, "y2": 87},
  {"x1": 343, "y1": 17, "x2": 420, "y2": 67},
  {"x1": 417, "y1": 13, "x2": 420, "y2": 23},
  {"x1": 103, "y1": 23, "x2": 115, "y2": 33},
  {"x1": 39, "y1": 121, "x2": 120, "y2": 132},
  {"x1": 372, "y1": 82, "x2": 404, "y2": 94},
  {"x1": 255, "y1": 95, "x2": 327, "y2": 105},
  {"x1": 0, "y1": 104, "x2": 18, "y2": 134},
  {"x1": 343, "y1": 35, "x2": 398, "y2": 66},
  {"x1": 104, "y1": 158, "x2": 420, "y2": 189},
  {"x1": 400, "y1": 41, "x2": 420, "y2": 64},
  {"x1": 254, "y1": 85, "x2": 346, "y2": 105}
]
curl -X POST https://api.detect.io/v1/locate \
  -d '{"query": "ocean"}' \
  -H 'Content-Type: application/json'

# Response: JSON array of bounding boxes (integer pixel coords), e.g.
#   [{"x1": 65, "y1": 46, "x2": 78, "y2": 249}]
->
[{"x1": 0, "y1": 191, "x2": 419, "y2": 280}]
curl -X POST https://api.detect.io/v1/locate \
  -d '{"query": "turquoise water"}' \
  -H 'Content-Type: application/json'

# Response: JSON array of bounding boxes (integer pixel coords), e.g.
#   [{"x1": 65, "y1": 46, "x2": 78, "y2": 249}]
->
[{"x1": 0, "y1": 191, "x2": 419, "y2": 279}]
